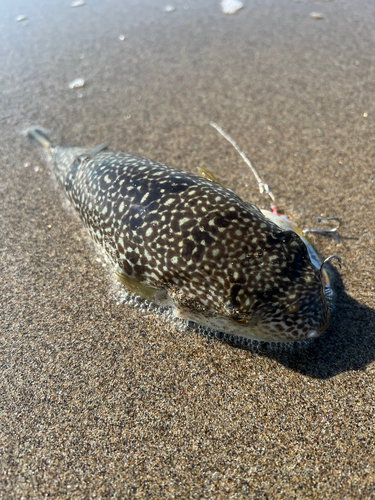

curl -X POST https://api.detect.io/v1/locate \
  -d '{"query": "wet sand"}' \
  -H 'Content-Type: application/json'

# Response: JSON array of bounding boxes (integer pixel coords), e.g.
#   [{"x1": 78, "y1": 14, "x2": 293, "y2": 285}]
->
[{"x1": 1, "y1": 0, "x2": 375, "y2": 497}]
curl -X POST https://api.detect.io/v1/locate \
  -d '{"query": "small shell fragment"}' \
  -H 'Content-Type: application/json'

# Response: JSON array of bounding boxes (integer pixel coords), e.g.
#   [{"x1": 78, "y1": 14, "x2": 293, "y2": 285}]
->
[
  {"x1": 119, "y1": 34, "x2": 126, "y2": 41},
  {"x1": 164, "y1": 5, "x2": 175, "y2": 12},
  {"x1": 16, "y1": 15, "x2": 27, "y2": 22},
  {"x1": 71, "y1": 1, "x2": 85, "y2": 7},
  {"x1": 310, "y1": 12, "x2": 324, "y2": 20},
  {"x1": 69, "y1": 78, "x2": 85, "y2": 89},
  {"x1": 220, "y1": 0, "x2": 243, "y2": 15}
]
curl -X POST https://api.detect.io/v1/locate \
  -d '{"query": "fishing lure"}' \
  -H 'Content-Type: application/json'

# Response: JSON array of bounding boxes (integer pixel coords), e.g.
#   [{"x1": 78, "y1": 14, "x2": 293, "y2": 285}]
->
[{"x1": 28, "y1": 125, "x2": 340, "y2": 343}]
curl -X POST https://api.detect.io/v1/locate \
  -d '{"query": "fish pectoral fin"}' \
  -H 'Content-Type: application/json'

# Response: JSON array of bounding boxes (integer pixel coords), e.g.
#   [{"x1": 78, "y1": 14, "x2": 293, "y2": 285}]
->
[
  {"x1": 173, "y1": 305, "x2": 198, "y2": 322},
  {"x1": 115, "y1": 271, "x2": 159, "y2": 301},
  {"x1": 196, "y1": 167, "x2": 224, "y2": 186}
]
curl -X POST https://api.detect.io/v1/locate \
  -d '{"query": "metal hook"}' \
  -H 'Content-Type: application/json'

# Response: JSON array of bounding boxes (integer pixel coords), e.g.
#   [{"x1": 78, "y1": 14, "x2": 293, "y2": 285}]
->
[
  {"x1": 304, "y1": 217, "x2": 342, "y2": 245},
  {"x1": 320, "y1": 255, "x2": 342, "y2": 275},
  {"x1": 316, "y1": 216, "x2": 341, "y2": 225}
]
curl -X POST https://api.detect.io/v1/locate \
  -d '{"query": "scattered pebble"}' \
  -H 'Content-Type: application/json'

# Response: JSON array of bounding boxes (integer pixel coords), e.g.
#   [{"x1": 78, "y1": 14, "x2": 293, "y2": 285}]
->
[
  {"x1": 69, "y1": 78, "x2": 85, "y2": 89},
  {"x1": 363, "y1": 112, "x2": 368, "y2": 117},
  {"x1": 310, "y1": 12, "x2": 324, "y2": 19},
  {"x1": 71, "y1": 1, "x2": 85, "y2": 7},
  {"x1": 24, "y1": 162, "x2": 30, "y2": 168},
  {"x1": 164, "y1": 5, "x2": 175, "y2": 12},
  {"x1": 220, "y1": 0, "x2": 243, "y2": 15},
  {"x1": 119, "y1": 34, "x2": 126, "y2": 41},
  {"x1": 16, "y1": 15, "x2": 27, "y2": 22}
]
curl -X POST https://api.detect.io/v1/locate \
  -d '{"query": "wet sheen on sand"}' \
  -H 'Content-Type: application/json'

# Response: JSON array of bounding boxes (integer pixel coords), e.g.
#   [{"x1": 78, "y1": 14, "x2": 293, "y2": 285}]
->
[{"x1": 1, "y1": 0, "x2": 375, "y2": 497}]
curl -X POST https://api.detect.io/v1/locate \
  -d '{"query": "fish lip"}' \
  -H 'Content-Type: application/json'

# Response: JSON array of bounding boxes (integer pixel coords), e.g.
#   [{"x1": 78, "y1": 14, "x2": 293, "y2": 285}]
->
[{"x1": 307, "y1": 330, "x2": 319, "y2": 339}]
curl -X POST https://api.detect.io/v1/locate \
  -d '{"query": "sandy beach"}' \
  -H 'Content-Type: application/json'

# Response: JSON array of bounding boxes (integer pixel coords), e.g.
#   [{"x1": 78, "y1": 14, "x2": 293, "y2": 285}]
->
[{"x1": 1, "y1": 0, "x2": 374, "y2": 497}]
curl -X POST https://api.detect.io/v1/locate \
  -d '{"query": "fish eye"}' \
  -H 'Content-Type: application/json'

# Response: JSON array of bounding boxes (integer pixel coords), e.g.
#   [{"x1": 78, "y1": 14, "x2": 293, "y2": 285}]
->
[
  {"x1": 288, "y1": 305, "x2": 297, "y2": 313},
  {"x1": 232, "y1": 315, "x2": 247, "y2": 323}
]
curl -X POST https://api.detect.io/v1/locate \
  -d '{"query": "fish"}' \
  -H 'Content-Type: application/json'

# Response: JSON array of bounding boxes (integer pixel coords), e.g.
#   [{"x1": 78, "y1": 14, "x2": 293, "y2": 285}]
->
[{"x1": 27, "y1": 127, "x2": 339, "y2": 343}]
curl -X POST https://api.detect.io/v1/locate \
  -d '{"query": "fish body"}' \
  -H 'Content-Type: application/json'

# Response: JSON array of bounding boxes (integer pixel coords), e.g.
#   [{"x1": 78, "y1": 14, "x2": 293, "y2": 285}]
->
[{"x1": 28, "y1": 129, "x2": 331, "y2": 343}]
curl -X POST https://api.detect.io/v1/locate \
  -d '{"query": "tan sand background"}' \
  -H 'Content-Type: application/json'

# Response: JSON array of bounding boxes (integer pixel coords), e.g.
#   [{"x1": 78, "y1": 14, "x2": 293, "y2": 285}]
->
[{"x1": 1, "y1": 0, "x2": 374, "y2": 497}]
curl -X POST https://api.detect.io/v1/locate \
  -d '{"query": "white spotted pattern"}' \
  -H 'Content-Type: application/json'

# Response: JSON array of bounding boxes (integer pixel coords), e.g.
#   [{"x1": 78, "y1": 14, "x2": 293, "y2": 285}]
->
[{"x1": 50, "y1": 143, "x2": 331, "y2": 342}]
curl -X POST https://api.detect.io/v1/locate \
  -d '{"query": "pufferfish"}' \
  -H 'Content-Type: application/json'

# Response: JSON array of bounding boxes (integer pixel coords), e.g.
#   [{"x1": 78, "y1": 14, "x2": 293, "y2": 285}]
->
[{"x1": 27, "y1": 126, "x2": 339, "y2": 343}]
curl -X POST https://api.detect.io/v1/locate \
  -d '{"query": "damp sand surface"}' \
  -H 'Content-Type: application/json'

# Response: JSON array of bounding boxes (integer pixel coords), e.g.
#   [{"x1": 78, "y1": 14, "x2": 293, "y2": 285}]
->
[{"x1": 1, "y1": 0, "x2": 375, "y2": 497}]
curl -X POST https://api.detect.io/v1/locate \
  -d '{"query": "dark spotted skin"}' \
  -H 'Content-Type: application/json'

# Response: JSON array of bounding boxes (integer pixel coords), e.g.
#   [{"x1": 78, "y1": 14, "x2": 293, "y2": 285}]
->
[
  {"x1": 36, "y1": 136, "x2": 329, "y2": 342},
  {"x1": 49, "y1": 143, "x2": 329, "y2": 342}
]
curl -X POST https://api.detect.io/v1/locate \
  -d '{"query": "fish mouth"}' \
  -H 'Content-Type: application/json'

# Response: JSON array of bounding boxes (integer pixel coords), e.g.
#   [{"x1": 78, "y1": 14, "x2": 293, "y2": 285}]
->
[{"x1": 307, "y1": 330, "x2": 319, "y2": 339}]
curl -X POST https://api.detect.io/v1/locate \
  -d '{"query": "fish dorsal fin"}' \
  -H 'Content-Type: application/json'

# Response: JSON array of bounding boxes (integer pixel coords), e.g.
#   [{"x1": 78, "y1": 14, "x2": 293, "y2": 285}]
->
[
  {"x1": 73, "y1": 143, "x2": 110, "y2": 164},
  {"x1": 83, "y1": 143, "x2": 109, "y2": 158},
  {"x1": 196, "y1": 167, "x2": 224, "y2": 186}
]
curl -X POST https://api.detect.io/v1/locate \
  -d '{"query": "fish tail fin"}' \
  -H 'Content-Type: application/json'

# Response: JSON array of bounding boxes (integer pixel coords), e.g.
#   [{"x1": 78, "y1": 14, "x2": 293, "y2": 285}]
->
[{"x1": 27, "y1": 128, "x2": 53, "y2": 151}]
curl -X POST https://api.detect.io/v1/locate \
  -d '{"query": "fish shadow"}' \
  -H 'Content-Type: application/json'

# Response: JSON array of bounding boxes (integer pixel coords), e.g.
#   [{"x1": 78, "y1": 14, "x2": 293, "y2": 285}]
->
[{"x1": 262, "y1": 269, "x2": 375, "y2": 379}]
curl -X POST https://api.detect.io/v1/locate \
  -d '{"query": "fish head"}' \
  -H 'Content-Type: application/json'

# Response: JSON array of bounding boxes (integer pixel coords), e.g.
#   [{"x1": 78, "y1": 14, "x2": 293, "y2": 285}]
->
[
  {"x1": 229, "y1": 229, "x2": 330, "y2": 342},
  {"x1": 173, "y1": 227, "x2": 331, "y2": 343}
]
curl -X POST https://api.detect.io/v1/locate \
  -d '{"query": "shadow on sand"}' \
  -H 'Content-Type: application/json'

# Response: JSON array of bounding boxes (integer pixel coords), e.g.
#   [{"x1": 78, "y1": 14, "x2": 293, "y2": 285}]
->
[{"x1": 214, "y1": 269, "x2": 375, "y2": 379}]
